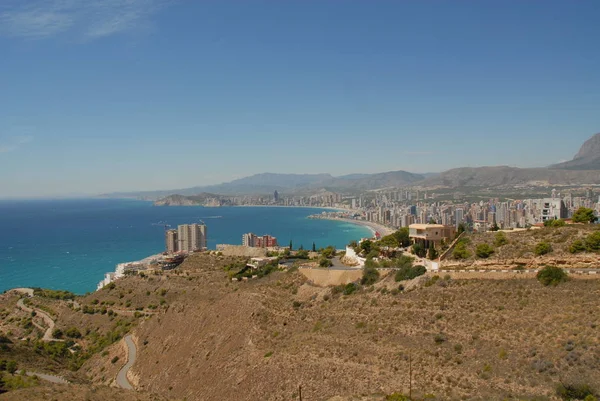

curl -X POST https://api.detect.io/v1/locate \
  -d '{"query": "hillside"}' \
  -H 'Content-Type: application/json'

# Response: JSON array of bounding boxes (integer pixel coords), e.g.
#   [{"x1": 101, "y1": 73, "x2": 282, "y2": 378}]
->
[
  {"x1": 550, "y1": 133, "x2": 600, "y2": 170},
  {"x1": 419, "y1": 165, "x2": 600, "y2": 189},
  {"x1": 2, "y1": 251, "x2": 600, "y2": 400}
]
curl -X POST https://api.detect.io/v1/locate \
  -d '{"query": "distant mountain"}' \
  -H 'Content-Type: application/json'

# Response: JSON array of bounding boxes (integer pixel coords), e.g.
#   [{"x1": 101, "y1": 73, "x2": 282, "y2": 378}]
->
[
  {"x1": 101, "y1": 170, "x2": 424, "y2": 200},
  {"x1": 550, "y1": 133, "x2": 600, "y2": 170},
  {"x1": 420, "y1": 166, "x2": 600, "y2": 188}
]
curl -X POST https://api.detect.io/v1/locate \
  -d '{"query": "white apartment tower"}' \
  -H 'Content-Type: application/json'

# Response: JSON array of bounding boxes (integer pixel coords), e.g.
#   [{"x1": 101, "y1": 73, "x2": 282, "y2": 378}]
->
[{"x1": 177, "y1": 224, "x2": 207, "y2": 252}]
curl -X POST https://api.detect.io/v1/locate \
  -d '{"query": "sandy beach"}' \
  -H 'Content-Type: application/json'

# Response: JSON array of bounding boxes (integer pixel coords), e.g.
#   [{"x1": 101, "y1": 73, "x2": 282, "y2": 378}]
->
[{"x1": 311, "y1": 216, "x2": 395, "y2": 237}]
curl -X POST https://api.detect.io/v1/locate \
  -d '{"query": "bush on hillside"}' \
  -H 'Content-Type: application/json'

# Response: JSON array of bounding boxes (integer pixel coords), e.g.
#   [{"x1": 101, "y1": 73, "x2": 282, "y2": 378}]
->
[
  {"x1": 475, "y1": 243, "x2": 495, "y2": 259},
  {"x1": 544, "y1": 219, "x2": 566, "y2": 227},
  {"x1": 319, "y1": 258, "x2": 333, "y2": 268},
  {"x1": 395, "y1": 265, "x2": 426, "y2": 282},
  {"x1": 537, "y1": 266, "x2": 568, "y2": 286},
  {"x1": 556, "y1": 381, "x2": 596, "y2": 400},
  {"x1": 494, "y1": 232, "x2": 509, "y2": 247},
  {"x1": 412, "y1": 243, "x2": 426, "y2": 258},
  {"x1": 585, "y1": 231, "x2": 600, "y2": 252},
  {"x1": 453, "y1": 243, "x2": 471, "y2": 260},
  {"x1": 569, "y1": 239, "x2": 587, "y2": 254},
  {"x1": 534, "y1": 241, "x2": 553, "y2": 256},
  {"x1": 361, "y1": 265, "x2": 380, "y2": 286}
]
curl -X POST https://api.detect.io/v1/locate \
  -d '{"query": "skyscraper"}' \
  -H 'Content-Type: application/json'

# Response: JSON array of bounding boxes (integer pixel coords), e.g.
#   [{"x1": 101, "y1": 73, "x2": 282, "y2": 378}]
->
[
  {"x1": 165, "y1": 229, "x2": 178, "y2": 253},
  {"x1": 273, "y1": 190, "x2": 279, "y2": 202},
  {"x1": 177, "y1": 224, "x2": 207, "y2": 252}
]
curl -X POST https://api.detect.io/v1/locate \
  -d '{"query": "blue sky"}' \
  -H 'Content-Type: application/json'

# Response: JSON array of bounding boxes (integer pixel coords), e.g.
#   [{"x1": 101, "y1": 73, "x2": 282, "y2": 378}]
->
[{"x1": 1, "y1": 0, "x2": 599, "y2": 197}]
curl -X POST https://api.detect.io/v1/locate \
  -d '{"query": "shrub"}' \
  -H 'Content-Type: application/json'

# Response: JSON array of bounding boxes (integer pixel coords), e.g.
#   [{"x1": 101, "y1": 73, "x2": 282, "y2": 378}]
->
[
  {"x1": 111, "y1": 356, "x2": 119, "y2": 364},
  {"x1": 6, "y1": 360, "x2": 17, "y2": 374},
  {"x1": 361, "y1": 266, "x2": 380, "y2": 286},
  {"x1": 544, "y1": 219, "x2": 566, "y2": 227},
  {"x1": 534, "y1": 241, "x2": 553, "y2": 256},
  {"x1": 52, "y1": 329, "x2": 63, "y2": 339},
  {"x1": 556, "y1": 382, "x2": 596, "y2": 400},
  {"x1": 434, "y1": 333, "x2": 447, "y2": 344},
  {"x1": 453, "y1": 243, "x2": 471, "y2": 260},
  {"x1": 343, "y1": 283, "x2": 358, "y2": 295},
  {"x1": 570, "y1": 239, "x2": 587, "y2": 254},
  {"x1": 319, "y1": 258, "x2": 333, "y2": 268},
  {"x1": 494, "y1": 232, "x2": 509, "y2": 247},
  {"x1": 475, "y1": 243, "x2": 495, "y2": 259},
  {"x1": 537, "y1": 266, "x2": 568, "y2": 286},
  {"x1": 585, "y1": 231, "x2": 600, "y2": 252},
  {"x1": 395, "y1": 265, "x2": 426, "y2": 282},
  {"x1": 386, "y1": 394, "x2": 411, "y2": 401}
]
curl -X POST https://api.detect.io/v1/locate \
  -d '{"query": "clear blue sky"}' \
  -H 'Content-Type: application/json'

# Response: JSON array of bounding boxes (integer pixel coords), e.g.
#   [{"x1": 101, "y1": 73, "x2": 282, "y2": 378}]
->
[{"x1": 1, "y1": 0, "x2": 599, "y2": 197}]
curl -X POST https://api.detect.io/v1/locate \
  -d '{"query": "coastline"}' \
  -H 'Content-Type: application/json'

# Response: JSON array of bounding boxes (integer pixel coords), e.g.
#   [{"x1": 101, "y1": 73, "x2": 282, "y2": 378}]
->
[{"x1": 314, "y1": 216, "x2": 395, "y2": 237}]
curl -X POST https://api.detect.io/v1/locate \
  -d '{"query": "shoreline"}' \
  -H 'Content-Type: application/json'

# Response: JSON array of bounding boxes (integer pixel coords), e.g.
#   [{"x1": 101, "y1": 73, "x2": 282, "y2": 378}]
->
[{"x1": 313, "y1": 216, "x2": 395, "y2": 237}]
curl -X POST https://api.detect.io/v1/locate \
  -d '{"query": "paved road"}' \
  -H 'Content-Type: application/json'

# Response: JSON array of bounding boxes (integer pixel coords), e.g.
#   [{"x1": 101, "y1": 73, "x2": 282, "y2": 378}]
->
[
  {"x1": 116, "y1": 335, "x2": 136, "y2": 390},
  {"x1": 26, "y1": 371, "x2": 69, "y2": 384}
]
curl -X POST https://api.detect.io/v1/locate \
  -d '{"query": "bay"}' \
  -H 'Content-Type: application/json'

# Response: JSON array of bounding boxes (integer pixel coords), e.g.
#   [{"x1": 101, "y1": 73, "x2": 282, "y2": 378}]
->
[{"x1": 0, "y1": 199, "x2": 370, "y2": 294}]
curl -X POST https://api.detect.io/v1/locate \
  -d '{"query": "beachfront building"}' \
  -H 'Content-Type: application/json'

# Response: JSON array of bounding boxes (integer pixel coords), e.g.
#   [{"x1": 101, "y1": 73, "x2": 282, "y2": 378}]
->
[
  {"x1": 408, "y1": 223, "x2": 455, "y2": 248},
  {"x1": 165, "y1": 229, "x2": 178, "y2": 253},
  {"x1": 242, "y1": 233, "x2": 278, "y2": 248},
  {"x1": 178, "y1": 223, "x2": 207, "y2": 252}
]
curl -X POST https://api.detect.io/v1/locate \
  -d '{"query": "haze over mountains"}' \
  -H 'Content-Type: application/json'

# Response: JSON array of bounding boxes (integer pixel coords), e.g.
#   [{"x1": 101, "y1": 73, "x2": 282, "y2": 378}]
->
[{"x1": 103, "y1": 133, "x2": 600, "y2": 200}]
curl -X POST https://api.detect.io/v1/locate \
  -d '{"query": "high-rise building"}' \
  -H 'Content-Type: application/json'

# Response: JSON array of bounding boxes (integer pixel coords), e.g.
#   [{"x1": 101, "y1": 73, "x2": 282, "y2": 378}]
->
[
  {"x1": 177, "y1": 224, "x2": 207, "y2": 252},
  {"x1": 274, "y1": 190, "x2": 279, "y2": 202},
  {"x1": 165, "y1": 229, "x2": 178, "y2": 253},
  {"x1": 242, "y1": 233, "x2": 278, "y2": 248},
  {"x1": 454, "y1": 208, "x2": 464, "y2": 228}
]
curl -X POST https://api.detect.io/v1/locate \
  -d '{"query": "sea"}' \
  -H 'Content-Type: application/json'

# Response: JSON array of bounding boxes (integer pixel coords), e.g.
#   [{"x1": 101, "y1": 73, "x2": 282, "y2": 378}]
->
[{"x1": 0, "y1": 199, "x2": 371, "y2": 294}]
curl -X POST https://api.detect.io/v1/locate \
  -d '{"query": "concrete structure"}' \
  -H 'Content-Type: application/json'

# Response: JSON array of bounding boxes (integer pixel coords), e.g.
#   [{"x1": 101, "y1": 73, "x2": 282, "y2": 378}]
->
[
  {"x1": 340, "y1": 246, "x2": 366, "y2": 268},
  {"x1": 165, "y1": 229, "x2": 178, "y2": 253},
  {"x1": 178, "y1": 223, "x2": 207, "y2": 252},
  {"x1": 242, "y1": 233, "x2": 278, "y2": 248},
  {"x1": 409, "y1": 223, "x2": 456, "y2": 247},
  {"x1": 540, "y1": 198, "x2": 568, "y2": 222}
]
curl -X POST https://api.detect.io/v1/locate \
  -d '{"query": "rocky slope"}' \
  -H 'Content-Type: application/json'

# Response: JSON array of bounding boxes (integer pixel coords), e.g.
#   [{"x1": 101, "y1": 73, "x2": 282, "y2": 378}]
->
[{"x1": 550, "y1": 132, "x2": 600, "y2": 170}]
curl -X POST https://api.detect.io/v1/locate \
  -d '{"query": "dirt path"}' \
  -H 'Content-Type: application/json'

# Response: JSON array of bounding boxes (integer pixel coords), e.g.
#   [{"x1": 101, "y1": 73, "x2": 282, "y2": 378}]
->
[{"x1": 13, "y1": 289, "x2": 63, "y2": 342}]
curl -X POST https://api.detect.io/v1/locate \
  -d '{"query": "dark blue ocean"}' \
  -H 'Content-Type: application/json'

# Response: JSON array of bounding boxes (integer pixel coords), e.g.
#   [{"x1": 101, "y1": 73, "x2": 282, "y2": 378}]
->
[{"x1": 0, "y1": 199, "x2": 370, "y2": 294}]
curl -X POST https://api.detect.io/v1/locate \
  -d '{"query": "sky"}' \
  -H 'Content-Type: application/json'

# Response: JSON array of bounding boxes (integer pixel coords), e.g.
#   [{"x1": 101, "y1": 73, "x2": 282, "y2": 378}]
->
[{"x1": 1, "y1": 0, "x2": 599, "y2": 198}]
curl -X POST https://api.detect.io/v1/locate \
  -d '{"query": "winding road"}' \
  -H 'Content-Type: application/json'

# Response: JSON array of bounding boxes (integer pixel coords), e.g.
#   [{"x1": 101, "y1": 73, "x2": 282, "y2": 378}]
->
[
  {"x1": 116, "y1": 335, "x2": 137, "y2": 390},
  {"x1": 13, "y1": 289, "x2": 63, "y2": 342},
  {"x1": 26, "y1": 371, "x2": 70, "y2": 384}
]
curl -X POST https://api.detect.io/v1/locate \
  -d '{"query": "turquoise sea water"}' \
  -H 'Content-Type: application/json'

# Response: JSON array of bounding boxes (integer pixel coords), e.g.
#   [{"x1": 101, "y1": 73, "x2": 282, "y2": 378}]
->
[{"x1": 0, "y1": 199, "x2": 370, "y2": 294}]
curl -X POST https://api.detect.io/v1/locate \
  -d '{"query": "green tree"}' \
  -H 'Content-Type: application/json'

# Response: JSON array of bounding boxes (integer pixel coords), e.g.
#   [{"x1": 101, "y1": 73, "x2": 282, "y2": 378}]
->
[
  {"x1": 360, "y1": 240, "x2": 373, "y2": 254},
  {"x1": 289, "y1": 240, "x2": 293, "y2": 251},
  {"x1": 428, "y1": 217, "x2": 437, "y2": 224},
  {"x1": 312, "y1": 242, "x2": 316, "y2": 252},
  {"x1": 52, "y1": 328, "x2": 63, "y2": 339},
  {"x1": 475, "y1": 243, "x2": 495, "y2": 259},
  {"x1": 494, "y1": 231, "x2": 509, "y2": 247},
  {"x1": 299, "y1": 244, "x2": 304, "y2": 251},
  {"x1": 361, "y1": 265, "x2": 380, "y2": 286},
  {"x1": 537, "y1": 266, "x2": 568, "y2": 286},
  {"x1": 427, "y1": 242, "x2": 438, "y2": 260},
  {"x1": 65, "y1": 327, "x2": 82, "y2": 339},
  {"x1": 457, "y1": 223, "x2": 467, "y2": 236},
  {"x1": 572, "y1": 207, "x2": 597, "y2": 223},
  {"x1": 534, "y1": 241, "x2": 553, "y2": 256},
  {"x1": 412, "y1": 243, "x2": 426, "y2": 258}
]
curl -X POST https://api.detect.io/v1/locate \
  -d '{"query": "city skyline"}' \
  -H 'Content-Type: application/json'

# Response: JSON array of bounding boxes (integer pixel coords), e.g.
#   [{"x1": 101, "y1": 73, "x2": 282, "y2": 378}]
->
[{"x1": 1, "y1": 1, "x2": 599, "y2": 197}]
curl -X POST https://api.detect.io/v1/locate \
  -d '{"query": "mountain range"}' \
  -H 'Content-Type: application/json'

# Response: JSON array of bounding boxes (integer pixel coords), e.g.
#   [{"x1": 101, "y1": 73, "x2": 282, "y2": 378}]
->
[{"x1": 102, "y1": 133, "x2": 600, "y2": 200}]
